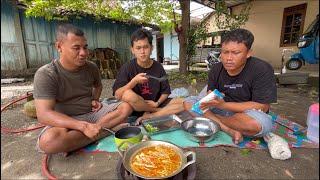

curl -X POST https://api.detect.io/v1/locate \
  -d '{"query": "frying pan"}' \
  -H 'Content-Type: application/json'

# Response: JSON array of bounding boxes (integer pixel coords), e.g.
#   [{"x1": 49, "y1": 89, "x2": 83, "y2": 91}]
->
[
  {"x1": 118, "y1": 140, "x2": 196, "y2": 179},
  {"x1": 103, "y1": 126, "x2": 143, "y2": 150}
]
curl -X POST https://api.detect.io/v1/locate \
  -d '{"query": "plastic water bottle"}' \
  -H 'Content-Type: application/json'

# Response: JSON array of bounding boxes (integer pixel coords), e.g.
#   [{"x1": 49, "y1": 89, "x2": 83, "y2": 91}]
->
[
  {"x1": 263, "y1": 132, "x2": 291, "y2": 160},
  {"x1": 307, "y1": 103, "x2": 319, "y2": 144},
  {"x1": 191, "y1": 89, "x2": 225, "y2": 115}
]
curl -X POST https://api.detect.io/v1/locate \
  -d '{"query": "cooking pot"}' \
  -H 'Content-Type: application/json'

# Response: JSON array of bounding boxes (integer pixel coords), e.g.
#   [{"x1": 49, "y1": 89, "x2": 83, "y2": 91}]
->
[
  {"x1": 103, "y1": 126, "x2": 143, "y2": 150},
  {"x1": 180, "y1": 117, "x2": 221, "y2": 143},
  {"x1": 118, "y1": 140, "x2": 196, "y2": 179}
]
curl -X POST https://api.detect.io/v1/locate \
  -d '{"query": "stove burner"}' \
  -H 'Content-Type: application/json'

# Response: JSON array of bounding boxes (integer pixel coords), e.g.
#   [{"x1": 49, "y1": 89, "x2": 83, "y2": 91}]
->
[{"x1": 116, "y1": 158, "x2": 196, "y2": 180}]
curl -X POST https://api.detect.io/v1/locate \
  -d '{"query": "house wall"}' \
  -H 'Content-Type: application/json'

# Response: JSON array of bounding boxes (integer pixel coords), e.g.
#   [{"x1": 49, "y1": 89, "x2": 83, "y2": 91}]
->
[
  {"x1": 163, "y1": 32, "x2": 179, "y2": 61},
  {"x1": 232, "y1": 0, "x2": 319, "y2": 68},
  {"x1": 151, "y1": 34, "x2": 157, "y2": 59},
  {"x1": 1, "y1": 0, "x2": 27, "y2": 71},
  {"x1": 1, "y1": 0, "x2": 140, "y2": 73}
]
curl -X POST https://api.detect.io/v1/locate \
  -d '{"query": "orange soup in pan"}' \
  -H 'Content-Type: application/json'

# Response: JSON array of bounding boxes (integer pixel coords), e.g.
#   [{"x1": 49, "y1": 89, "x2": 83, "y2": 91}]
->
[{"x1": 130, "y1": 145, "x2": 182, "y2": 178}]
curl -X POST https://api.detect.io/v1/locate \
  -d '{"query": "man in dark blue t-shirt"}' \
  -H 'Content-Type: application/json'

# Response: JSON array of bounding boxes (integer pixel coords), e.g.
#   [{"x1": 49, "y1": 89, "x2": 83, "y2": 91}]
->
[
  {"x1": 184, "y1": 28, "x2": 277, "y2": 144},
  {"x1": 113, "y1": 28, "x2": 184, "y2": 123}
]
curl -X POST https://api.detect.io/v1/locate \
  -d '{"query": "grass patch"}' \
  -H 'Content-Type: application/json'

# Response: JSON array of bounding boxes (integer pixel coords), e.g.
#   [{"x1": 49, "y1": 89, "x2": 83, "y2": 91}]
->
[{"x1": 168, "y1": 70, "x2": 208, "y2": 84}]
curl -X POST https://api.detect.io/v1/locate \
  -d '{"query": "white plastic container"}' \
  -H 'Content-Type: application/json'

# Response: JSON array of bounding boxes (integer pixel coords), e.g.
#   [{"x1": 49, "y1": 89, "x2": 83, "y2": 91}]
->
[
  {"x1": 306, "y1": 103, "x2": 319, "y2": 144},
  {"x1": 191, "y1": 89, "x2": 225, "y2": 115}
]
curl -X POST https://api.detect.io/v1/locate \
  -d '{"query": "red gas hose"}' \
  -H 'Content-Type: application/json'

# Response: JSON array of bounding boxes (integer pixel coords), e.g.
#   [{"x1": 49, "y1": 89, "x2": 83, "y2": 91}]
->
[
  {"x1": 1, "y1": 92, "x2": 45, "y2": 134},
  {"x1": 42, "y1": 154, "x2": 57, "y2": 180},
  {"x1": 1, "y1": 91, "x2": 59, "y2": 179}
]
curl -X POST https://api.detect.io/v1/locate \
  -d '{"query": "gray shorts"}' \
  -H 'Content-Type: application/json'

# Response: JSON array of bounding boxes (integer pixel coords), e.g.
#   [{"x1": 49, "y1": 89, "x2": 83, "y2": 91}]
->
[
  {"x1": 210, "y1": 108, "x2": 273, "y2": 137},
  {"x1": 184, "y1": 96, "x2": 273, "y2": 137},
  {"x1": 36, "y1": 102, "x2": 122, "y2": 153}
]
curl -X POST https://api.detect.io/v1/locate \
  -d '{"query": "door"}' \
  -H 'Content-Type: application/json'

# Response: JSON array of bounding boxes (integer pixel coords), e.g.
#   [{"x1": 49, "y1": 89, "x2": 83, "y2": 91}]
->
[{"x1": 19, "y1": 10, "x2": 56, "y2": 68}]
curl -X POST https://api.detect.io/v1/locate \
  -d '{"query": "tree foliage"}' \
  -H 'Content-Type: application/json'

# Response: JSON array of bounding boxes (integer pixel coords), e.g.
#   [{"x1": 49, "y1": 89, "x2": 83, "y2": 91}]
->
[
  {"x1": 214, "y1": 0, "x2": 252, "y2": 30},
  {"x1": 187, "y1": 22, "x2": 208, "y2": 65},
  {"x1": 20, "y1": 0, "x2": 179, "y2": 33},
  {"x1": 20, "y1": 0, "x2": 252, "y2": 74}
]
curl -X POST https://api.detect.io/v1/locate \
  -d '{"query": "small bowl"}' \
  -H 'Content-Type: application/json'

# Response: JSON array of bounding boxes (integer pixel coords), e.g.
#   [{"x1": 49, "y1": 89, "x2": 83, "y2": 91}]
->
[
  {"x1": 103, "y1": 97, "x2": 120, "y2": 104},
  {"x1": 181, "y1": 117, "x2": 221, "y2": 143}
]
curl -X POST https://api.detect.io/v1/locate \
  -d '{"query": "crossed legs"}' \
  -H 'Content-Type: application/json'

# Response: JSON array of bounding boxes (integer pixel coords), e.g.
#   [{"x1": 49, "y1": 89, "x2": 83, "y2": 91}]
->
[
  {"x1": 38, "y1": 102, "x2": 132, "y2": 154},
  {"x1": 136, "y1": 98, "x2": 185, "y2": 123}
]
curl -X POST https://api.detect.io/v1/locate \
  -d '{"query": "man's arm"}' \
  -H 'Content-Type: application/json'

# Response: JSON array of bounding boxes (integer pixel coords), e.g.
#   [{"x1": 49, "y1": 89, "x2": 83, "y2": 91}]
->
[
  {"x1": 202, "y1": 90, "x2": 270, "y2": 113},
  {"x1": 92, "y1": 84, "x2": 102, "y2": 101},
  {"x1": 35, "y1": 99, "x2": 89, "y2": 132},
  {"x1": 114, "y1": 73, "x2": 148, "y2": 99},
  {"x1": 157, "y1": 94, "x2": 169, "y2": 105},
  {"x1": 218, "y1": 101, "x2": 270, "y2": 113}
]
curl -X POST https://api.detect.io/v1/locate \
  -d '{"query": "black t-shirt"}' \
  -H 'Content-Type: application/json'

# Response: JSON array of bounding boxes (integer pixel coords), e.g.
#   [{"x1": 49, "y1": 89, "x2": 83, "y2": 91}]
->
[
  {"x1": 207, "y1": 57, "x2": 277, "y2": 104},
  {"x1": 113, "y1": 59, "x2": 171, "y2": 102}
]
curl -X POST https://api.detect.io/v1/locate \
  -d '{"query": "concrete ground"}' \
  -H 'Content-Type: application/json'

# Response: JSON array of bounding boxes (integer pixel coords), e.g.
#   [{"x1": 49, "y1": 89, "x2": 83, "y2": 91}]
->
[{"x1": 1, "y1": 66, "x2": 319, "y2": 179}]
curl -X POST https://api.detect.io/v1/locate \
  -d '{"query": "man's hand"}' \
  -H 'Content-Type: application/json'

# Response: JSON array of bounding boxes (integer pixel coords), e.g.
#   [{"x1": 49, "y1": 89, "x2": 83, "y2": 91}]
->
[
  {"x1": 132, "y1": 73, "x2": 148, "y2": 84},
  {"x1": 145, "y1": 100, "x2": 159, "y2": 108},
  {"x1": 81, "y1": 122, "x2": 101, "y2": 140},
  {"x1": 200, "y1": 98, "x2": 225, "y2": 110},
  {"x1": 91, "y1": 100, "x2": 102, "y2": 112}
]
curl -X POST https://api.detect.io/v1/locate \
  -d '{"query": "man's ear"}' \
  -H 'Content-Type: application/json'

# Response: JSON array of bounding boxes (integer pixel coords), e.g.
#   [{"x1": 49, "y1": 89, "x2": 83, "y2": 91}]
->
[
  {"x1": 55, "y1": 41, "x2": 62, "y2": 53},
  {"x1": 246, "y1": 49, "x2": 253, "y2": 58},
  {"x1": 130, "y1": 47, "x2": 134, "y2": 55}
]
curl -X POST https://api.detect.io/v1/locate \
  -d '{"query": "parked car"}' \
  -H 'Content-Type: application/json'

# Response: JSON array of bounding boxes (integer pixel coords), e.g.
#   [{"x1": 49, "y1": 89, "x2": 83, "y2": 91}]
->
[{"x1": 286, "y1": 14, "x2": 319, "y2": 70}]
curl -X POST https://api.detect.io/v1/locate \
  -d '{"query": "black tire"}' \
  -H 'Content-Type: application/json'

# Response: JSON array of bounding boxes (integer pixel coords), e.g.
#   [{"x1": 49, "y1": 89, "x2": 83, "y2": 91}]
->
[{"x1": 285, "y1": 59, "x2": 303, "y2": 70}]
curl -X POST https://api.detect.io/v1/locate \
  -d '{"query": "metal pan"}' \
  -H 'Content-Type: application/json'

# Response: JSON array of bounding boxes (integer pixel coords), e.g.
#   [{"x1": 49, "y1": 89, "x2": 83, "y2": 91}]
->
[
  {"x1": 118, "y1": 140, "x2": 196, "y2": 179},
  {"x1": 142, "y1": 114, "x2": 220, "y2": 143}
]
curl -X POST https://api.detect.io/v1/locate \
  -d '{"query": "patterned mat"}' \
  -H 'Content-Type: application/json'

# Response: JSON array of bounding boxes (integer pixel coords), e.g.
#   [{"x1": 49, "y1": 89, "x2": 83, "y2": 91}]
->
[{"x1": 83, "y1": 112, "x2": 318, "y2": 153}]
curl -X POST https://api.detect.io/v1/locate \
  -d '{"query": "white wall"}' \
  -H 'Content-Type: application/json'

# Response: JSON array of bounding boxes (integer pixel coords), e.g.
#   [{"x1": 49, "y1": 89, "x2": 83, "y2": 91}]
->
[
  {"x1": 150, "y1": 34, "x2": 157, "y2": 60},
  {"x1": 232, "y1": 0, "x2": 319, "y2": 68},
  {"x1": 163, "y1": 32, "x2": 179, "y2": 61}
]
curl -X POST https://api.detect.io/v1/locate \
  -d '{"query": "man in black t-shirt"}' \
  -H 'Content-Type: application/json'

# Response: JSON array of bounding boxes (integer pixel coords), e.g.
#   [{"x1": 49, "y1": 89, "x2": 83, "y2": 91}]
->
[
  {"x1": 184, "y1": 29, "x2": 277, "y2": 144},
  {"x1": 113, "y1": 28, "x2": 184, "y2": 123}
]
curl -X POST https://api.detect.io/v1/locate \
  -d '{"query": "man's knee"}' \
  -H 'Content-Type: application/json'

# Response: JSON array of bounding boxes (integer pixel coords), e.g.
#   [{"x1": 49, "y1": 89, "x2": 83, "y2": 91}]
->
[
  {"x1": 117, "y1": 102, "x2": 133, "y2": 116},
  {"x1": 244, "y1": 109, "x2": 273, "y2": 137},
  {"x1": 232, "y1": 113, "x2": 262, "y2": 136},
  {"x1": 39, "y1": 129, "x2": 65, "y2": 153},
  {"x1": 121, "y1": 90, "x2": 140, "y2": 104}
]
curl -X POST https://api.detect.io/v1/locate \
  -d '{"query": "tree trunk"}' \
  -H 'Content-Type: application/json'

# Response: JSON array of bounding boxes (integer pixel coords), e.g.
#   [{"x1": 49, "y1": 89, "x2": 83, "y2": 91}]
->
[{"x1": 178, "y1": 0, "x2": 190, "y2": 75}]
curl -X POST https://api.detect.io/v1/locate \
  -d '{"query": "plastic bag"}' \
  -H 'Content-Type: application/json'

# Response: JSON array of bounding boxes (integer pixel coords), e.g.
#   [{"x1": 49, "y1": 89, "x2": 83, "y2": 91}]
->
[{"x1": 168, "y1": 87, "x2": 190, "y2": 98}]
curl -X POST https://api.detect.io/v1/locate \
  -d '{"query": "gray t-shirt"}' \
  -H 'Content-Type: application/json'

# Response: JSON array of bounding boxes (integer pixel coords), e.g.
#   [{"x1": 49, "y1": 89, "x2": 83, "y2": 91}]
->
[{"x1": 33, "y1": 60, "x2": 102, "y2": 116}]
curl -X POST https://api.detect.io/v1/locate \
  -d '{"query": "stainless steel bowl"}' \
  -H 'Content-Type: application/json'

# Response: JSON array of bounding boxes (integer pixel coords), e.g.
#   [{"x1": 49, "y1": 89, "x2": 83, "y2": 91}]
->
[{"x1": 181, "y1": 117, "x2": 221, "y2": 143}]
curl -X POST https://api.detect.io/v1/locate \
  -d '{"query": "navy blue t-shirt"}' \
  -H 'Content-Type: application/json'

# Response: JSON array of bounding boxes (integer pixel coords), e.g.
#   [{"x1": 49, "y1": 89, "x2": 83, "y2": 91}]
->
[
  {"x1": 113, "y1": 58, "x2": 171, "y2": 102},
  {"x1": 207, "y1": 57, "x2": 277, "y2": 104}
]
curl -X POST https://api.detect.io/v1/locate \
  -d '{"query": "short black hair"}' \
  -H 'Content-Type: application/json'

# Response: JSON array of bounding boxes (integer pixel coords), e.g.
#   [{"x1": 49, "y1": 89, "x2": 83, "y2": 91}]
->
[
  {"x1": 131, "y1": 28, "x2": 153, "y2": 47},
  {"x1": 56, "y1": 23, "x2": 84, "y2": 41},
  {"x1": 221, "y1": 28, "x2": 254, "y2": 50}
]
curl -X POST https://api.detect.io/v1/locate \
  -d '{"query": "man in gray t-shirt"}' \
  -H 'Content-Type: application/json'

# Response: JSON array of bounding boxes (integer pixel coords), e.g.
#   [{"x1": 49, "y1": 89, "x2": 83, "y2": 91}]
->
[{"x1": 33, "y1": 24, "x2": 132, "y2": 154}]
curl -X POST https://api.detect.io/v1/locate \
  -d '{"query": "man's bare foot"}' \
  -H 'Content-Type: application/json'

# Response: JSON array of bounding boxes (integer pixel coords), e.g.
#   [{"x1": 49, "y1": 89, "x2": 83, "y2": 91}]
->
[
  {"x1": 227, "y1": 129, "x2": 243, "y2": 145},
  {"x1": 135, "y1": 113, "x2": 154, "y2": 125}
]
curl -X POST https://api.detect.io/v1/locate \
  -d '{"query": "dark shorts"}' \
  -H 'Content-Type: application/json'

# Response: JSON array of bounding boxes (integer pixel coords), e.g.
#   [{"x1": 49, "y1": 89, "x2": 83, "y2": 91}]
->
[{"x1": 131, "y1": 98, "x2": 173, "y2": 118}]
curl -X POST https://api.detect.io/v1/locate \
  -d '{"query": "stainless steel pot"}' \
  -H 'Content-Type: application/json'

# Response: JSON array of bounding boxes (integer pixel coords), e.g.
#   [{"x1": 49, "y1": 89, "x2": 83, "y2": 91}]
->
[
  {"x1": 180, "y1": 117, "x2": 221, "y2": 143},
  {"x1": 118, "y1": 140, "x2": 196, "y2": 179}
]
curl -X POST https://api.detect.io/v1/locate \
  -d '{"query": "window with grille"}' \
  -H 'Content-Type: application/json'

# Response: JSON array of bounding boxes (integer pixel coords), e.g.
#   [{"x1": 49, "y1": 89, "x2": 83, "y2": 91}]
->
[{"x1": 280, "y1": 3, "x2": 307, "y2": 47}]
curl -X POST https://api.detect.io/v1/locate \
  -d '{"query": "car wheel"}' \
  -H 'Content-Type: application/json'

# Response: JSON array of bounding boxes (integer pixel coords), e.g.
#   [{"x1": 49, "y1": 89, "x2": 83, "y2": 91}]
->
[{"x1": 286, "y1": 59, "x2": 303, "y2": 70}]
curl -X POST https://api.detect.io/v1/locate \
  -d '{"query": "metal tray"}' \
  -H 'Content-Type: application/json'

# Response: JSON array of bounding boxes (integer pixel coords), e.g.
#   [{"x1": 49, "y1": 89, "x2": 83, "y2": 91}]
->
[{"x1": 142, "y1": 114, "x2": 183, "y2": 135}]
